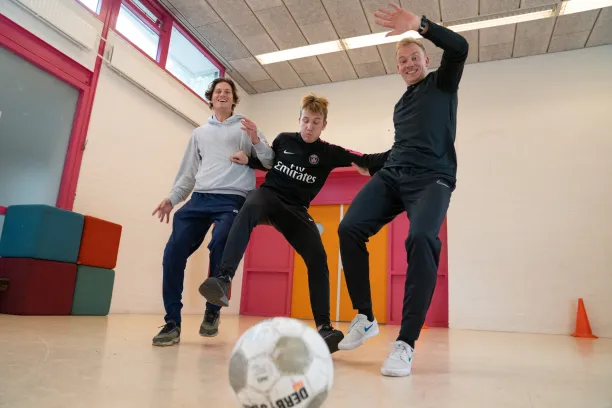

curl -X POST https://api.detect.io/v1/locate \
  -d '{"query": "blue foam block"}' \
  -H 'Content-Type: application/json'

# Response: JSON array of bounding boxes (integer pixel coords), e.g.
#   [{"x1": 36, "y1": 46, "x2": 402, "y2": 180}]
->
[{"x1": 0, "y1": 204, "x2": 84, "y2": 263}]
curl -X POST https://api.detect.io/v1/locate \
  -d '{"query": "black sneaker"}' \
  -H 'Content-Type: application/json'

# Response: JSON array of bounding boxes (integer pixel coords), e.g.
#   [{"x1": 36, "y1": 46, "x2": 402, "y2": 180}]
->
[
  {"x1": 199, "y1": 308, "x2": 221, "y2": 337},
  {"x1": 318, "y1": 323, "x2": 344, "y2": 354},
  {"x1": 152, "y1": 321, "x2": 181, "y2": 347},
  {"x1": 199, "y1": 275, "x2": 231, "y2": 307}
]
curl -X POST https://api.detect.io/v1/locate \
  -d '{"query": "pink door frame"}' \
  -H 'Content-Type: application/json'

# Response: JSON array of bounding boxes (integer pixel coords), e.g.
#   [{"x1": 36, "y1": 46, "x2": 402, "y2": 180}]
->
[
  {"x1": 240, "y1": 167, "x2": 450, "y2": 327},
  {"x1": 0, "y1": 14, "x2": 96, "y2": 212}
]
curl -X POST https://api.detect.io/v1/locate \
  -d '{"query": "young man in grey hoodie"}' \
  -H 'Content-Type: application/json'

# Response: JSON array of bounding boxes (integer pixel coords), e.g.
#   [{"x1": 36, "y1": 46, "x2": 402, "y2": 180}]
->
[{"x1": 151, "y1": 78, "x2": 274, "y2": 346}]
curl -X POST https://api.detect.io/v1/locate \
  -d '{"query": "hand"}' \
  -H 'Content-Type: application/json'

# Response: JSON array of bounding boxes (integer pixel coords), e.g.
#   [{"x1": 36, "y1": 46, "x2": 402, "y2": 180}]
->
[
  {"x1": 241, "y1": 117, "x2": 260, "y2": 145},
  {"x1": 152, "y1": 198, "x2": 173, "y2": 223},
  {"x1": 374, "y1": 3, "x2": 421, "y2": 37},
  {"x1": 351, "y1": 163, "x2": 370, "y2": 176},
  {"x1": 231, "y1": 151, "x2": 249, "y2": 165}
]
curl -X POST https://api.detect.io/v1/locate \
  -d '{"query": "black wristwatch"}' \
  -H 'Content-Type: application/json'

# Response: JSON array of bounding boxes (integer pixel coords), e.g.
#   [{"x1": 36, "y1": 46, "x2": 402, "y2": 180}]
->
[{"x1": 417, "y1": 15, "x2": 429, "y2": 34}]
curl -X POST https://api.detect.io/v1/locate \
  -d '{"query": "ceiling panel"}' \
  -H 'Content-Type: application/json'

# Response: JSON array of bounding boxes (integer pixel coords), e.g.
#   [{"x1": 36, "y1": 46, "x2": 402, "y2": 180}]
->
[
  {"x1": 322, "y1": 0, "x2": 372, "y2": 38},
  {"x1": 513, "y1": 18, "x2": 556, "y2": 57},
  {"x1": 251, "y1": 78, "x2": 281, "y2": 92},
  {"x1": 170, "y1": 0, "x2": 221, "y2": 27},
  {"x1": 479, "y1": 24, "x2": 515, "y2": 61},
  {"x1": 196, "y1": 21, "x2": 251, "y2": 61},
  {"x1": 440, "y1": 0, "x2": 478, "y2": 21},
  {"x1": 399, "y1": 0, "x2": 442, "y2": 22},
  {"x1": 586, "y1": 7, "x2": 612, "y2": 47},
  {"x1": 244, "y1": 0, "x2": 283, "y2": 11},
  {"x1": 159, "y1": 0, "x2": 612, "y2": 94},
  {"x1": 480, "y1": 0, "x2": 519, "y2": 15},
  {"x1": 548, "y1": 9, "x2": 599, "y2": 53},
  {"x1": 255, "y1": 5, "x2": 309, "y2": 50}
]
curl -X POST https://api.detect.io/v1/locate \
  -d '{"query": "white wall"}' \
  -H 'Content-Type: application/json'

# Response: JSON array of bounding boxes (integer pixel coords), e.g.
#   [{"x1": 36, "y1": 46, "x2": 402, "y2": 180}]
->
[{"x1": 247, "y1": 45, "x2": 612, "y2": 338}]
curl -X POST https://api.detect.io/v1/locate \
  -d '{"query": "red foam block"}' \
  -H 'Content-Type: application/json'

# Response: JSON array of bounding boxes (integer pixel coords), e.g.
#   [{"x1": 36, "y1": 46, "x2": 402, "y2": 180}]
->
[
  {"x1": 0, "y1": 258, "x2": 77, "y2": 315},
  {"x1": 77, "y1": 215, "x2": 122, "y2": 269}
]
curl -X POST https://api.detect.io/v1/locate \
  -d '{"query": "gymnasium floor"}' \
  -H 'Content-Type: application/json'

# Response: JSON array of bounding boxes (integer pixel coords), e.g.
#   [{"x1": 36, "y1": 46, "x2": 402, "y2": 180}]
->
[{"x1": 1, "y1": 314, "x2": 611, "y2": 408}]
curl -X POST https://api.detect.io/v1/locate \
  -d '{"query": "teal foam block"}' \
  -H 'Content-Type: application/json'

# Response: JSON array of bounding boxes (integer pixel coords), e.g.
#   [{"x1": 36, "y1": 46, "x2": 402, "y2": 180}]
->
[
  {"x1": 0, "y1": 205, "x2": 84, "y2": 263},
  {"x1": 71, "y1": 265, "x2": 115, "y2": 316}
]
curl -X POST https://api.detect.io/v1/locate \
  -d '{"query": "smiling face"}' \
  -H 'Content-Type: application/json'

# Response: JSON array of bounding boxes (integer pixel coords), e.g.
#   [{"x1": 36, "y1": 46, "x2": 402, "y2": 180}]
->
[
  {"x1": 211, "y1": 81, "x2": 234, "y2": 112},
  {"x1": 396, "y1": 42, "x2": 429, "y2": 86}
]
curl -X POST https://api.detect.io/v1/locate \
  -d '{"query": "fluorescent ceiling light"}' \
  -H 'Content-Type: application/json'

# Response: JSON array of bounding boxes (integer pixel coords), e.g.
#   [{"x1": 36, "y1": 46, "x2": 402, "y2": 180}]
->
[
  {"x1": 255, "y1": 3, "x2": 581, "y2": 64},
  {"x1": 342, "y1": 30, "x2": 422, "y2": 50},
  {"x1": 560, "y1": 0, "x2": 612, "y2": 15},
  {"x1": 256, "y1": 40, "x2": 343, "y2": 64},
  {"x1": 446, "y1": 8, "x2": 555, "y2": 32}
]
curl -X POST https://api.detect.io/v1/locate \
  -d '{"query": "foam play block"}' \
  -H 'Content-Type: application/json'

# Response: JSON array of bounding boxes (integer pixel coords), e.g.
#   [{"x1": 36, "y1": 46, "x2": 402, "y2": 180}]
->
[
  {"x1": 0, "y1": 204, "x2": 84, "y2": 263},
  {"x1": 0, "y1": 258, "x2": 77, "y2": 315},
  {"x1": 71, "y1": 265, "x2": 115, "y2": 316},
  {"x1": 77, "y1": 215, "x2": 122, "y2": 269}
]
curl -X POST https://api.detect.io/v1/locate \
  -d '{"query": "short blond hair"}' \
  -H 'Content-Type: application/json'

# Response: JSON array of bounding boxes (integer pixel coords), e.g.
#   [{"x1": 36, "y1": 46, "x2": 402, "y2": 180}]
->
[
  {"x1": 301, "y1": 93, "x2": 329, "y2": 121},
  {"x1": 396, "y1": 37, "x2": 426, "y2": 55}
]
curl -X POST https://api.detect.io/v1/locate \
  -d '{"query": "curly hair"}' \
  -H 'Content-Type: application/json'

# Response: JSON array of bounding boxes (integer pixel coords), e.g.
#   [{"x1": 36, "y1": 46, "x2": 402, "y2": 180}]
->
[
  {"x1": 300, "y1": 93, "x2": 329, "y2": 121},
  {"x1": 204, "y1": 78, "x2": 240, "y2": 111}
]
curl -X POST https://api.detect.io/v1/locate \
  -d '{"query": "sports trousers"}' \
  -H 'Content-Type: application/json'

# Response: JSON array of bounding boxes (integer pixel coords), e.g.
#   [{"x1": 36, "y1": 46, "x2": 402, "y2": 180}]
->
[
  {"x1": 162, "y1": 192, "x2": 245, "y2": 325},
  {"x1": 218, "y1": 187, "x2": 331, "y2": 327},
  {"x1": 338, "y1": 167, "x2": 452, "y2": 344}
]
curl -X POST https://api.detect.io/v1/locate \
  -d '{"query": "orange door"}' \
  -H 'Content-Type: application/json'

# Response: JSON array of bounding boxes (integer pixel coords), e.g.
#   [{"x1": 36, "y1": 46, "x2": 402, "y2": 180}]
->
[
  {"x1": 338, "y1": 205, "x2": 388, "y2": 323},
  {"x1": 290, "y1": 205, "x2": 342, "y2": 321}
]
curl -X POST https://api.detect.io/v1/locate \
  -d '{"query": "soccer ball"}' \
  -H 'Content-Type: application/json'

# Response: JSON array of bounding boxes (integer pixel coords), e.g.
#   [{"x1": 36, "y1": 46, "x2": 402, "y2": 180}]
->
[{"x1": 228, "y1": 317, "x2": 333, "y2": 408}]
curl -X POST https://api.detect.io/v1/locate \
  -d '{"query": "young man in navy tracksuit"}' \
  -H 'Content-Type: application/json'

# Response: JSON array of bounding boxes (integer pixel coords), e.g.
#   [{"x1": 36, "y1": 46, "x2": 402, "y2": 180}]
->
[
  {"x1": 199, "y1": 94, "x2": 389, "y2": 353},
  {"x1": 337, "y1": 4, "x2": 469, "y2": 377},
  {"x1": 151, "y1": 78, "x2": 274, "y2": 346}
]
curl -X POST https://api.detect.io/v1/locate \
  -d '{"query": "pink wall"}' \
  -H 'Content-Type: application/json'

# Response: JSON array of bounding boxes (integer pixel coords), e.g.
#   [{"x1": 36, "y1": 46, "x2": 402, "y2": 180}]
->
[{"x1": 241, "y1": 168, "x2": 449, "y2": 326}]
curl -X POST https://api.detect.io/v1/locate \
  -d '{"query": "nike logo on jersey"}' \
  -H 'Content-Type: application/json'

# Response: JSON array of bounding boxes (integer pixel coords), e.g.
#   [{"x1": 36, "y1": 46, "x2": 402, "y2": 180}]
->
[{"x1": 283, "y1": 150, "x2": 295, "y2": 154}]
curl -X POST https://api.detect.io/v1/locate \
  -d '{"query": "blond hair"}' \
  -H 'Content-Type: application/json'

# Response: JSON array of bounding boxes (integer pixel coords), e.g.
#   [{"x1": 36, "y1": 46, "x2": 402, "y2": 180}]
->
[
  {"x1": 396, "y1": 37, "x2": 426, "y2": 55},
  {"x1": 301, "y1": 93, "x2": 329, "y2": 121}
]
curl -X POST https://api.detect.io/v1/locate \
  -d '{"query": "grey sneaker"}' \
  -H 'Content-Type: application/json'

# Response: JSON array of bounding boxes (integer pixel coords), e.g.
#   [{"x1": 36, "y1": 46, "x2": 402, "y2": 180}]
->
[
  {"x1": 152, "y1": 321, "x2": 180, "y2": 347},
  {"x1": 199, "y1": 275, "x2": 231, "y2": 307},
  {"x1": 199, "y1": 308, "x2": 221, "y2": 337}
]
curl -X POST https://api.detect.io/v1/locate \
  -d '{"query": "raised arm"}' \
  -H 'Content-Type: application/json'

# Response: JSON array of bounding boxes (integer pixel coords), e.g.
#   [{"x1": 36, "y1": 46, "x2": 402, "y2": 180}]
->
[
  {"x1": 374, "y1": 3, "x2": 468, "y2": 93},
  {"x1": 422, "y1": 22, "x2": 469, "y2": 93},
  {"x1": 168, "y1": 130, "x2": 200, "y2": 206}
]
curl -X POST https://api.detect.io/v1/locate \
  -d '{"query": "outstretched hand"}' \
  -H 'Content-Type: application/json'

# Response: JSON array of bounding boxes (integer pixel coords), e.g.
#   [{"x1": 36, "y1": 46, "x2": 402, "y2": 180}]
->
[
  {"x1": 374, "y1": 2, "x2": 421, "y2": 37},
  {"x1": 231, "y1": 151, "x2": 249, "y2": 165},
  {"x1": 241, "y1": 117, "x2": 260, "y2": 145},
  {"x1": 351, "y1": 163, "x2": 370, "y2": 177},
  {"x1": 152, "y1": 198, "x2": 173, "y2": 224}
]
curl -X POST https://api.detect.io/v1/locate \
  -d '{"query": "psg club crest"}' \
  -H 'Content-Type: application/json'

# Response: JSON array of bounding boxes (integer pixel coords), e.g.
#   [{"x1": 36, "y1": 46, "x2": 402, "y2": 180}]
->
[{"x1": 309, "y1": 154, "x2": 319, "y2": 165}]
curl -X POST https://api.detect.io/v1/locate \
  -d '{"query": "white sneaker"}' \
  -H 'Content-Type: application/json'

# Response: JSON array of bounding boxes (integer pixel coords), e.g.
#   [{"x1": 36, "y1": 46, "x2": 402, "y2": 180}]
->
[
  {"x1": 381, "y1": 340, "x2": 413, "y2": 377},
  {"x1": 337, "y1": 314, "x2": 379, "y2": 350}
]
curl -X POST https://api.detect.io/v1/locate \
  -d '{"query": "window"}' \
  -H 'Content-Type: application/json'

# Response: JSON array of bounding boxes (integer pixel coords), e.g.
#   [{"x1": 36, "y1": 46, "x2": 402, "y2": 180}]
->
[
  {"x1": 166, "y1": 26, "x2": 220, "y2": 99},
  {"x1": 116, "y1": 3, "x2": 160, "y2": 60},
  {"x1": 76, "y1": 0, "x2": 101, "y2": 14}
]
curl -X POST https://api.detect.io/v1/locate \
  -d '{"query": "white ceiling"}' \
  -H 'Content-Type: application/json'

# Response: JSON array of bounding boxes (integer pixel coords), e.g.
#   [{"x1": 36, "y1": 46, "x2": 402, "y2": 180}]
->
[{"x1": 159, "y1": 0, "x2": 612, "y2": 94}]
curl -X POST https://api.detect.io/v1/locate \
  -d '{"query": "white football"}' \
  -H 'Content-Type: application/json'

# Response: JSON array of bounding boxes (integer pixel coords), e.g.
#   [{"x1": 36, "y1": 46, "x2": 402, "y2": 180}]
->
[{"x1": 228, "y1": 317, "x2": 334, "y2": 408}]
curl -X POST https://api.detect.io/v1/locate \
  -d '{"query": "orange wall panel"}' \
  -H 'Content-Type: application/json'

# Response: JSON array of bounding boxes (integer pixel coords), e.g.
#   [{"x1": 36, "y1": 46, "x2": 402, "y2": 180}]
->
[{"x1": 290, "y1": 205, "x2": 342, "y2": 321}]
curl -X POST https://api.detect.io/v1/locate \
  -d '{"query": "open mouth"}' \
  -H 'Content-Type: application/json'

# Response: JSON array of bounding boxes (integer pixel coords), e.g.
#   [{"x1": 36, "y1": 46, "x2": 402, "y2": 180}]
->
[{"x1": 405, "y1": 68, "x2": 418, "y2": 75}]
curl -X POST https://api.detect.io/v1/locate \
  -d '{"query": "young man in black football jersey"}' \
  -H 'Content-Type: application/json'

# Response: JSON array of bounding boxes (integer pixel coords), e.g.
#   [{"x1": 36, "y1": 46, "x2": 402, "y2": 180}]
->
[
  {"x1": 337, "y1": 4, "x2": 469, "y2": 377},
  {"x1": 199, "y1": 94, "x2": 389, "y2": 353}
]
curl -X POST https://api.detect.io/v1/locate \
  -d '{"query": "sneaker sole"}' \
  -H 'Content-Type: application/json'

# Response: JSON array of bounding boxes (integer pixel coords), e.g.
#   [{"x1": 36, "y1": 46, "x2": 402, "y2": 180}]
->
[
  {"x1": 199, "y1": 280, "x2": 229, "y2": 307},
  {"x1": 152, "y1": 337, "x2": 180, "y2": 347},
  {"x1": 322, "y1": 332, "x2": 344, "y2": 354},
  {"x1": 381, "y1": 367, "x2": 411, "y2": 377},
  {"x1": 338, "y1": 325, "x2": 379, "y2": 350},
  {"x1": 199, "y1": 329, "x2": 219, "y2": 337}
]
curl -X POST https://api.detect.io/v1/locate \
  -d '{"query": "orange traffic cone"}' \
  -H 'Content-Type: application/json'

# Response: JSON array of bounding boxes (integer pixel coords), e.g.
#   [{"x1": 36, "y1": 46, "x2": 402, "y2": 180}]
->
[{"x1": 571, "y1": 298, "x2": 597, "y2": 339}]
